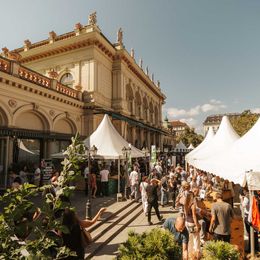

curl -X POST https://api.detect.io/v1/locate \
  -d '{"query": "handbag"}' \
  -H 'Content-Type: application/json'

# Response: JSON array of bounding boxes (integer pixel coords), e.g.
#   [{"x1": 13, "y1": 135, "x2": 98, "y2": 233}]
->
[{"x1": 81, "y1": 228, "x2": 93, "y2": 248}]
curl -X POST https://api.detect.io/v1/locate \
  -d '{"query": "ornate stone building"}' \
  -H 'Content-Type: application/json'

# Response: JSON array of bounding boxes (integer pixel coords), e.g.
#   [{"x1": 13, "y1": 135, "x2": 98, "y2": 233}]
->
[{"x1": 0, "y1": 12, "x2": 171, "y2": 188}]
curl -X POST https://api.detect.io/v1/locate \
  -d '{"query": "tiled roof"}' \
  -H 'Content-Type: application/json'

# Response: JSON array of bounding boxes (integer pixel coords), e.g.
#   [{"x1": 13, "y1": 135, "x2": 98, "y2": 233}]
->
[{"x1": 170, "y1": 120, "x2": 188, "y2": 128}]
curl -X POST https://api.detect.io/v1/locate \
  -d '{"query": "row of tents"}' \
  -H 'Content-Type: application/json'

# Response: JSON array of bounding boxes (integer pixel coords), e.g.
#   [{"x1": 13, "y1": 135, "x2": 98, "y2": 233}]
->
[{"x1": 185, "y1": 116, "x2": 260, "y2": 190}]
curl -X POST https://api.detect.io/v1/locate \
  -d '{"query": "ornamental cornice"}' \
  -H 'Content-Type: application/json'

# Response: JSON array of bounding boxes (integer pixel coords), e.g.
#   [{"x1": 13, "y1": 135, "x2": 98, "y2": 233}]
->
[{"x1": 19, "y1": 38, "x2": 114, "y2": 64}]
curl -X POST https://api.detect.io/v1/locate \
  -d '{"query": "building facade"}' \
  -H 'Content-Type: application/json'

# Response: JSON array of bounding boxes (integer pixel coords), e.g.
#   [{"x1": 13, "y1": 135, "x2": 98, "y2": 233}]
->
[
  {"x1": 0, "y1": 12, "x2": 170, "y2": 188},
  {"x1": 170, "y1": 120, "x2": 189, "y2": 137},
  {"x1": 203, "y1": 113, "x2": 240, "y2": 135}
]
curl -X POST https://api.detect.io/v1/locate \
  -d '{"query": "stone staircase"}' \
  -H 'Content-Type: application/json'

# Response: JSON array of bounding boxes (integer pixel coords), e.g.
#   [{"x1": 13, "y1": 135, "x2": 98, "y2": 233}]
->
[{"x1": 84, "y1": 200, "x2": 143, "y2": 259}]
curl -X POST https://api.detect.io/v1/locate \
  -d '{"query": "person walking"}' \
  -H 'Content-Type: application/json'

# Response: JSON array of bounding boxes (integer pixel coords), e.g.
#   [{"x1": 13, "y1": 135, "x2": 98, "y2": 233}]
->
[
  {"x1": 209, "y1": 192, "x2": 234, "y2": 242},
  {"x1": 168, "y1": 175, "x2": 178, "y2": 210},
  {"x1": 140, "y1": 176, "x2": 149, "y2": 215},
  {"x1": 146, "y1": 178, "x2": 163, "y2": 225},
  {"x1": 184, "y1": 191, "x2": 201, "y2": 259},
  {"x1": 100, "y1": 164, "x2": 110, "y2": 197},
  {"x1": 160, "y1": 175, "x2": 169, "y2": 207},
  {"x1": 129, "y1": 165, "x2": 140, "y2": 201}
]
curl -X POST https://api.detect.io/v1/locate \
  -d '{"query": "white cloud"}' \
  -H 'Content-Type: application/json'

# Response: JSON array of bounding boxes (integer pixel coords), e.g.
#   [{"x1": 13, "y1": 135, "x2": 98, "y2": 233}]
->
[
  {"x1": 166, "y1": 99, "x2": 226, "y2": 119},
  {"x1": 164, "y1": 99, "x2": 227, "y2": 133}
]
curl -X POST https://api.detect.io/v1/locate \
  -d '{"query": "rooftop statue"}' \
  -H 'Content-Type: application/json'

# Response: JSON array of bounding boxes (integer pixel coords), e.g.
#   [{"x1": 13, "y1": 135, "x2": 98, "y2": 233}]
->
[
  {"x1": 130, "y1": 48, "x2": 135, "y2": 58},
  {"x1": 88, "y1": 11, "x2": 97, "y2": 26},
  {"x1": 146, "y1": 66, "x2": 149, "y2": 75},
  {"x1": 2, "y1": 47, "x2": 22, "y2": 62},
  {"x1": 139, "y1": 58, "x2": 143, "y2": 68},
  {"x1": 117, "y1": 28, "x2": 123, "y2": 44},
  {"x1": 74, "y1": 23, "x2": 83, "y2": 30},
  {"x1": 157, "y1": 80, "x2": 160, "y2": 88}
]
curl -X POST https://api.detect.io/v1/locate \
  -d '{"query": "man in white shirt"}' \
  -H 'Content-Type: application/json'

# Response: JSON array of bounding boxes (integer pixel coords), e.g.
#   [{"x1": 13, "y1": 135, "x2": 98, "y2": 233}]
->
[
  {"x1": 100, "y1": 164, "x2": 110, "y2": 196},
  {"x1": 129, "y1": 164, "x2": 140, "y2": 201},
  {"x1": 155, "y1": 162, "x2": 163, "y2": 178}
]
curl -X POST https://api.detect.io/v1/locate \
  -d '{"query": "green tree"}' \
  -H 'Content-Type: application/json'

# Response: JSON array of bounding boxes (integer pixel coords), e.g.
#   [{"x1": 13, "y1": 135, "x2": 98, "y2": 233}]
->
[
  {"x1": 0, "y1": 134, "x2": 86, "y2": 259},
  {"x1": 230, "y1": 110, "x2": 259, "y2": 136},
  {"x1": 176, "y1": 127, "x2": 203, "y2": 147}
]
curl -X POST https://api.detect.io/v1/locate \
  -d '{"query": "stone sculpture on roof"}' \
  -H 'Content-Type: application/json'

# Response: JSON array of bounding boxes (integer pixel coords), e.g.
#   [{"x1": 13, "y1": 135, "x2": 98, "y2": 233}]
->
[{"x1": 88, "y1": 11, "x2": 97, "y2": 26}]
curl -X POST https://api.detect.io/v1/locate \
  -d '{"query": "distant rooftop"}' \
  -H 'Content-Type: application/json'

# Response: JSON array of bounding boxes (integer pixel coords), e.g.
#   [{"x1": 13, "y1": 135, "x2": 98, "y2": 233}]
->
[
  {"x1": 170, "y1": 120, "x2": 189, "y2": 128},
  {"x1": 203, "y1": 112, "x2": 259, "y2": 125}
]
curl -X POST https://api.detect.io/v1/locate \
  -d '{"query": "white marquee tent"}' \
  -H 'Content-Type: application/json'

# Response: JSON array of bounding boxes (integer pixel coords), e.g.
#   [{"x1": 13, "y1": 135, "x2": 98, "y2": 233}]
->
[
  {"x1": 175, "y1": 141, "x2": 187, "y2": 152},
  {"x1": 188, "y1": 143, "x2": 195, "y2": 150},
  {"x1": 190, "y1": 116, "x2": 240, "y2": 170},
  {"x1": 52, "y1": 114, "x2": 144, "y2": 159},
  {"x1": 83, "y1": 114, "x2": 144, "y2": 159},
  {"x1": 199, "y1": 117, "x2": 260, "y2": 186},
  {"x1": 185, "y1": 126, "x2": 215, "y2": 164}
]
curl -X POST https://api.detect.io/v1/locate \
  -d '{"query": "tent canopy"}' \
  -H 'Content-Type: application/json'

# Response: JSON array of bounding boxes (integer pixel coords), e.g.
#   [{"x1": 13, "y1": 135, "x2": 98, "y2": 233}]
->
[
  {"x1": 52, "y1": 114, "x2": 144, "y2": 159},
  {"x1": 185, "y1": 126, "x2": 215, "y2": 163},
  {"x1": 175, "y1": 141, "x2": 187, "y2": 150},
  {"x1": 188, "y1": 144, "x2": 195, "y2": 150},
  {"x1": 199, "y1": 117, "x2": 260, "y2": 185},
  {"x1": 83, "y1": 114, "x2": 144, "y2": 159},
  {"x1": 244, "y1": 171, "x2": 260, "y2": 191},
  {"x1": 191, "y1": 116, "x2": 239, "y2": 169}
]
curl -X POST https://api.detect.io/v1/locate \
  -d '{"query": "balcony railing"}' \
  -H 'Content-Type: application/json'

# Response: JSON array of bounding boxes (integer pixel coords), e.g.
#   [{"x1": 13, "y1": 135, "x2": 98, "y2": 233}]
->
[
  {"x1": 0, "y1": 57, "x2": 11, "y2": 73},
  {"x1": 18, "y1": 66, "x2": 51, "y2": 88},
  {"x1": 56, "y1": 82, "x2": 78, "y2": 99},
  {"x1": 0, "y1": 56, "x2": 81, "y2": 100}
]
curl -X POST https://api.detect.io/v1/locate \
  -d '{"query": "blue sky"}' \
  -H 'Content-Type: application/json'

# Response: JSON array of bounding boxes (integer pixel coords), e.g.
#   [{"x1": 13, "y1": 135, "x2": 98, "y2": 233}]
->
[{"x1": 1, "y1": 0, "x2": 260, "y2": 132}]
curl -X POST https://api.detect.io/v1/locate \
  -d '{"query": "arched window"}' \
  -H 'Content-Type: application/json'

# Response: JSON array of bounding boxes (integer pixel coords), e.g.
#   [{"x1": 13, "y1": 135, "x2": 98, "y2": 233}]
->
[{"x1": 60, "y1": 73, "x2": 74, "y2": 88}]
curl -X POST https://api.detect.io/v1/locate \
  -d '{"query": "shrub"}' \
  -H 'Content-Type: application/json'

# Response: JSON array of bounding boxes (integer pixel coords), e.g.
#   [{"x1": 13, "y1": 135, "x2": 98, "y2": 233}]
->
[
  {"x1": 202, "y1": 240, "x2": 240, "y2": 260},
  {"x1": 117, "y1": 228, "x2": 182, "y2": 260}
]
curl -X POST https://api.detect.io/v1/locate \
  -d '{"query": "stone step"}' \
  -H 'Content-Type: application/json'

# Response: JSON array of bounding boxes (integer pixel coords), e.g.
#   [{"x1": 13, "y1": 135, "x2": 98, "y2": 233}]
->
[
  {"x1": 85, "y1": 202, "x2": 143, "y2": 259},
  {"x1": 87, "y1": 200, "x2": 135, "y2": 233}
]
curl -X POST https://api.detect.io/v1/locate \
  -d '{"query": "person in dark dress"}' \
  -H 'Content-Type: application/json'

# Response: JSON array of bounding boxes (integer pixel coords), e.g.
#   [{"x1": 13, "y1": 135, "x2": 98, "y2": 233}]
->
[{"x1": 146, "y1": 178, "x2": 164, "y2": 225}]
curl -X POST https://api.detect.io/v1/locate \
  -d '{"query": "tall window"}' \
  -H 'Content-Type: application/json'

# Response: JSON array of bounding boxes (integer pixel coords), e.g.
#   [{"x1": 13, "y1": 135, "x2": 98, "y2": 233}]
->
[{"x1": 60, "y1": 73, "x2": 74, "y2": 88}]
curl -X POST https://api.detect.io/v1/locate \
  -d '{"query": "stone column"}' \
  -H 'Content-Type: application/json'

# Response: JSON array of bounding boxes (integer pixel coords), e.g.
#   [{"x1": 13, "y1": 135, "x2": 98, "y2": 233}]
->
[{"x1": 132, "y1": 127, "x2": 136, "y2": 146}]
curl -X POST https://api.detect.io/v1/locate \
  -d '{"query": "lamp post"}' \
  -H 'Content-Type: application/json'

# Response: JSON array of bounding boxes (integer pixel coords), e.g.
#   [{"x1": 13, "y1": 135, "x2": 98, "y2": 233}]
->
[
  {"x1": 142, "y1": 147, "x2": 149, "y2": 175},
  {"x1": 122, "y1": 145, "x2": 131, "y2": 200},
  {"x1": 86, "y1": 145, "x2": 98, "y2": 220}
]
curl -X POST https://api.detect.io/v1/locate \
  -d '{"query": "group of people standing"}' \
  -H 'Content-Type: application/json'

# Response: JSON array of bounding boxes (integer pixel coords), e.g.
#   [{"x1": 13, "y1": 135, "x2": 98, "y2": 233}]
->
[
  {"x1": 128, "y1": 160, "x2": 242, "y2": 259},
  {"x1": 84, "y1": 162, "x2": 110, "y2": 198}
]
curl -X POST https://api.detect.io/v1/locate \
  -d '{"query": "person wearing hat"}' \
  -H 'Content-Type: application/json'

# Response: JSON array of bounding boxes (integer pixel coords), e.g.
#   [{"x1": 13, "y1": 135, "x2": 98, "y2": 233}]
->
[{"x1": 146, "y1": 178, "x2": 164, "y2": 225}]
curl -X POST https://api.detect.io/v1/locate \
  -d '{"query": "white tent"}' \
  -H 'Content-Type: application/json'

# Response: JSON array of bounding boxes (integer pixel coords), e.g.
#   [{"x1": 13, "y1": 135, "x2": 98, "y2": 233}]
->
[
  {"x1": 83, "y1": 114, "x2": 144, "y2": 159},
  {"x1": 185, "y1": 126, "x2": 215, "y2": 164},
  {"x1": 19, "y1": 140, "x2": 35, "y2": 154},
  {"x1": 201, "y1": 117, "x2": 260, "y2": 185},
  {"x1": 188, "y1": 143, "x2": 195, "y2": 150},
  {"x1": 191, "y1": 116, "x2": 240, "y2": 170},
  {"x1": 243, "y1": 171, "x2": 260, "y2": 191},
  {"x1": 175, "y1": 141, "x2": 187, "y2": 152},
  {"x1": 51, "y1": 114, "x2": 144, "y2": 159}
]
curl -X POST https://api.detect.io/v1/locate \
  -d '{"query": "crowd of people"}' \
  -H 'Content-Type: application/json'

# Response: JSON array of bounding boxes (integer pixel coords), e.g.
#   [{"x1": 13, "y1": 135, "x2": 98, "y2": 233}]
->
[
  {"x1": 6, "y1": 157, "x2": 260, "y2": 259},
  {"x1": 128, "y1": 160, "x2": 259, "y2": 259}
]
